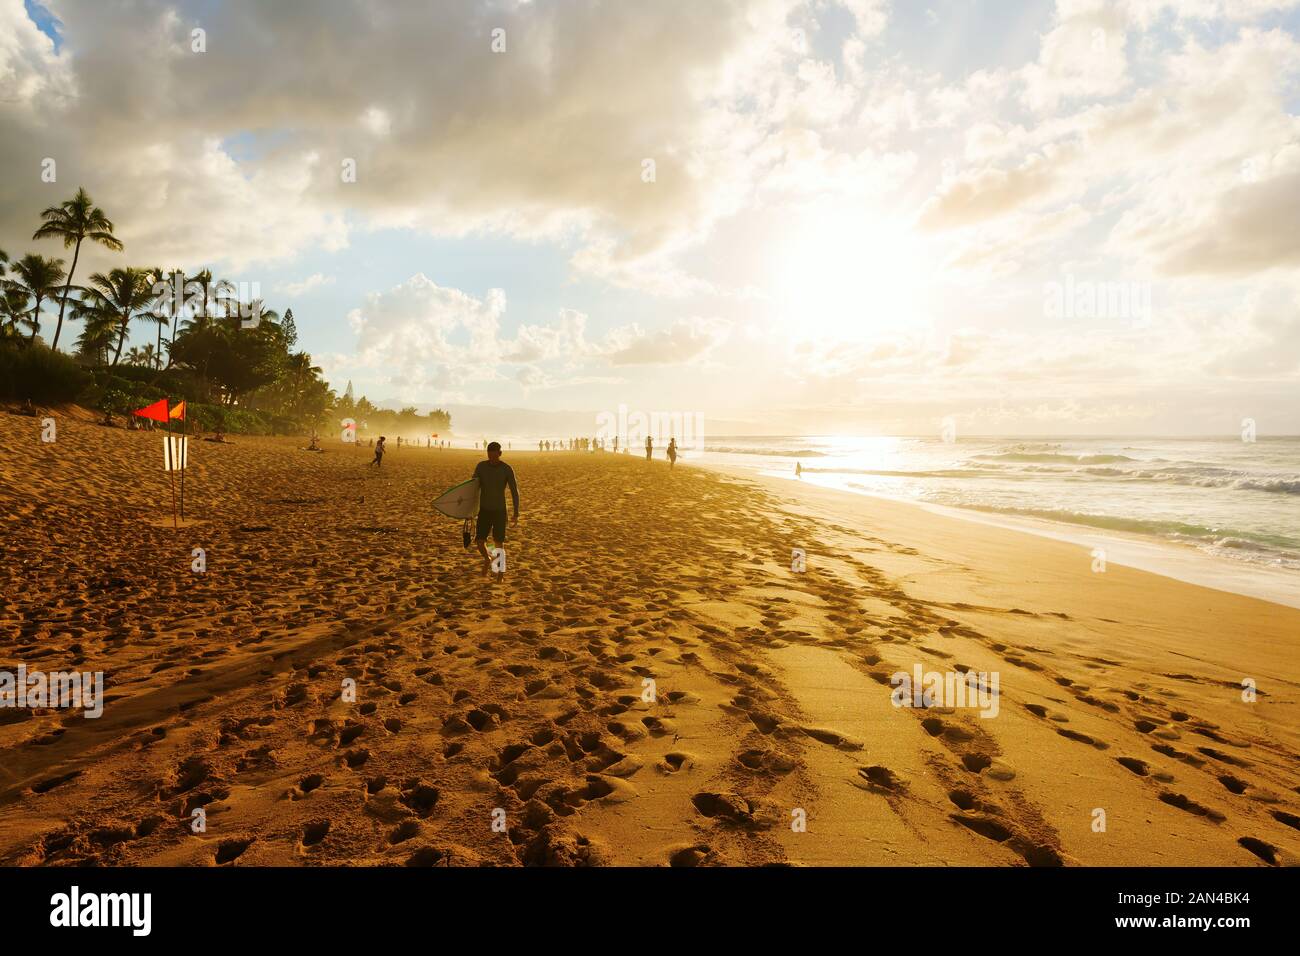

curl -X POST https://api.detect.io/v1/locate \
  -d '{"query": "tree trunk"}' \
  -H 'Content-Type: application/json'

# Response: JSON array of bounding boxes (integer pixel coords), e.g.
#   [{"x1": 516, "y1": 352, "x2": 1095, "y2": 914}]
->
[
  {"x1": 28, "y1": 295, "x2": 43, "y2": 344},
  {"x1": 50, "y1": 238, "x2": 82, "y2": 351},
  {"x1": 111, "y1": 315, "x2": 128, "y2": 367}
]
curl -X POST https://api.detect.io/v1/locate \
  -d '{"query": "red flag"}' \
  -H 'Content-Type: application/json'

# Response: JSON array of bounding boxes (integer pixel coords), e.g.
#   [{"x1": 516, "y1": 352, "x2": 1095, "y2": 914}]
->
[
  {"x1": 169, "y1": 401, "x2": 186, "y2": 420},
  {"x1": 133, "y1": 398, "x2": 170, "y2": 423}
]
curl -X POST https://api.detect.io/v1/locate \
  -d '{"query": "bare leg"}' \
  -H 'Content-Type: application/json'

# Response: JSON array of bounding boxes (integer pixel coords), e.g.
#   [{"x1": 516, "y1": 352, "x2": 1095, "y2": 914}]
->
[{"x1": 475, "y1": 538, "x2": 491, "y2": 576}]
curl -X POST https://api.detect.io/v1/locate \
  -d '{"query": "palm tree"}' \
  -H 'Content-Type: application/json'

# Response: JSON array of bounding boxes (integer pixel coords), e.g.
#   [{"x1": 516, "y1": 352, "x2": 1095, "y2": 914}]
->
[
  {"x1": 184, "y1": 268, "x2": 214, "y2": 332},
  {"x1": 32, "y1": 187, "x2": 124, "y2": 351},
  {"x1": 286, "y1": 351, "x2": 322, "y2": 417},
  {"x1": 144, "y1": 266, "x2": 196, "y2": 369},
  {"x1": 175, "y1": 271, "x2": 240, "y2": 393},
  {"x1": 0, "y1": 248, "x2": 8, "y2": 281},
  {"x1": 142, "y1": 266, "x2": 181, "y2": 369},
  {"x1": 71, "y1": 300, "x2": 119, "y2": 365},
  {"x1": 76, "y1": 268, "x2": 154, "y2": 367},
  {"x1": 1, "y1": 287, "x2": 33, "y2": 342},
  {"x1": 125, "y1": 344, "x2": 157, "y2": 367},
  {"x1": 4, "y1": 254, "x2": 66, "y2": 345},
  {"x1": 241, "y1": 299, "x2": 279, "y2": 332}
]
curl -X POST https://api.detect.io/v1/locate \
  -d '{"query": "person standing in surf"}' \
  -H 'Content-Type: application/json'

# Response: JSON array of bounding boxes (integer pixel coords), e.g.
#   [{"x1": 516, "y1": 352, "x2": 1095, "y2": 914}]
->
[
  {"x1": 667, "y1": 437, "x2": 678, "y2": 469},
  {"x1": 473, "y1": 441, "x2": 519, "y2": 578}
]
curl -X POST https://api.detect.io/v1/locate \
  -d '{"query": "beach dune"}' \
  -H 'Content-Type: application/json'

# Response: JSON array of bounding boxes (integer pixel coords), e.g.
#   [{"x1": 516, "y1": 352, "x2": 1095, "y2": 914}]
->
[{"x1": 0, "y1": 409, "x2": 1296, "y2": 866}]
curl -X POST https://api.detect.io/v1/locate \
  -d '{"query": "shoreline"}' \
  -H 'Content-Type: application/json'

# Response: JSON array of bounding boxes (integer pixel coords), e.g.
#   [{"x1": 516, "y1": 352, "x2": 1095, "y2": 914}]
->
[{"x1": 691, "y1": 459, "x2": 1300, "y2": 611}]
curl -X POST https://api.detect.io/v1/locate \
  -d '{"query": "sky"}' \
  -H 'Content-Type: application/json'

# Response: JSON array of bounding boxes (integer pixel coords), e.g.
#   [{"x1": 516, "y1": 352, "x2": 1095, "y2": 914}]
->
[{"x1": 1, "y1": 0, "x2": 1298, "y2": 437}]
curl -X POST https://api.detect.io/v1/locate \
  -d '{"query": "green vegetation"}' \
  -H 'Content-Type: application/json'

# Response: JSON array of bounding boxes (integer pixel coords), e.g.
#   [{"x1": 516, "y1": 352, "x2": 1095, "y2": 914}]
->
[
  {"x1": 334, "y1": 389, "x2": 452, "y2": 440},
  {"x1": 0, "y1": 187, "x2": 451, "y2": 437}
]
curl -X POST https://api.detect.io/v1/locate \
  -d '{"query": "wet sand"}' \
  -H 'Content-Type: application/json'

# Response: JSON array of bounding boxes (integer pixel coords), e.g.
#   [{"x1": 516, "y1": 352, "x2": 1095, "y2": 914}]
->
[{"x1": 1, "y1": 408, "x2": 1297, "y2": 866}]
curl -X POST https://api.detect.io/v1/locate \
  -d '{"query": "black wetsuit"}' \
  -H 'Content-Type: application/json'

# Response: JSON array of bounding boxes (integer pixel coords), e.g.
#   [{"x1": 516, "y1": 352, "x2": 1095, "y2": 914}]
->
[{"x1": 473, "y1": 460, "x2": 518, "y2": 542}]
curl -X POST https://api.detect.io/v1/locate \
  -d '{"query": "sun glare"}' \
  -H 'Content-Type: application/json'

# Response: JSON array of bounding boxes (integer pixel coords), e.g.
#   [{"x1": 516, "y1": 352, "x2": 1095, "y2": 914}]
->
[{"x1": 772, "y1": 208, "x2": 929, "y2": 341}]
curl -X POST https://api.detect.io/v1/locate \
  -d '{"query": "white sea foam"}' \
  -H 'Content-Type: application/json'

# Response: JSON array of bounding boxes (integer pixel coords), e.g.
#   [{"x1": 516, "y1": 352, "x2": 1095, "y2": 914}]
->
[{"x1": 695, "y1": 435, "x2": 1300, "y2": 574}]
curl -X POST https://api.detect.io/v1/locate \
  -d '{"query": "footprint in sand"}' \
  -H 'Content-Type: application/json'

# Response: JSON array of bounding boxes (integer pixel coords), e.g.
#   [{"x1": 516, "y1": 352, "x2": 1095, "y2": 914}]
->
[
  {"x1": 735, "y1": 748, "x2": 795, "y2": 775},
  {"x1": 951, "y1": 813, "x2": 1013, "y2": 842},
  {"x1": 691, "y1": 792, "x2": 773, "y2": 830},
  {"x1": 1117, "y1": 757, "x2": 1149, "y2": 776},
  {"x1": 667, "y1": 843, "x2": 717, "y2": 867},
  {"x1": 388, "y1": 820, "x2": 421, "y2": 845},
  {"x1": 854, "y1": 765, "x2": 905, "y2": 793},
  {"x1": 1237, "y1": 837, "x2": 1279, "y2": 866},
  {"x1": 214, "y1": 836, "x2": 253, "y2": 865},
  {"x1": 30, "y1": 769, "x2": 82, "y2": 794},
  {"x1": 795, "y1": 724, "x2": 864, "y2": 751},
  {"x1": 300, "y1": 820, "x2": 330, "y2": 849},
  {"x1": 1158, "y1": 791, "x2": 1226, "y2": 822},
  {"x1": 658, "y1": 751, "x2": 697, "y2": 774},
  {"x1": 1056, "y1": 728, "x2": 1109, "y2": 749},
  {"x1": 1218, "y1": 774, "x2": 1249, "y2": 795},
  {"x1": 1198, "y1": 747, "x2": 1251, "y2": 768}
]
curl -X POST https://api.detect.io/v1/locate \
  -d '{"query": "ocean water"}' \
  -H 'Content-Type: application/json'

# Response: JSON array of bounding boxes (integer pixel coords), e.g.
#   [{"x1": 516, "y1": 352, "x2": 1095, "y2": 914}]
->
[{"x1": 693, "y1": 436, "x2": 1300, "y2": 574}]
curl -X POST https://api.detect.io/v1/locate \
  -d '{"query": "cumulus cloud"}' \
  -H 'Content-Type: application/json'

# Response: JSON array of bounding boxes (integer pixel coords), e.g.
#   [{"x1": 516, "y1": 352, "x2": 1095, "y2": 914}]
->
[
  {"x1": 1020, "y1": 0, "x2": 1131, "y2": 113},
  {"x1": 338, "y1": 274, "x2": 731, "y2": 400},
  {"x1": 603, "y1": 317, "x2": 732, "y2": 366},
  {"x1": 274, "y1": 272, "x2": 336, "y2": 296},
  {"x1": 919, "y1": 147, "x2": 1073, "y2": 230},
  {"x1": 0, "y1": 0, "x2": 819, "y2": 290}
]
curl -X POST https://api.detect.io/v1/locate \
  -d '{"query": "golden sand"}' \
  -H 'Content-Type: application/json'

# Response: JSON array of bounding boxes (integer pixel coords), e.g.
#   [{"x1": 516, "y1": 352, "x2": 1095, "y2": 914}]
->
[{"x1": 0, "y1": 408, "x2": 1296, "y2": 866}]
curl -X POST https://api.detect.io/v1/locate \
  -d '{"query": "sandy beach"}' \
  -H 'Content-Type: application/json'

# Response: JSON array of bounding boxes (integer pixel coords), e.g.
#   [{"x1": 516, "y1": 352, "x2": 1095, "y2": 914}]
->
[{"x1": 1, "y1": 408, "x2": 1297, "y2": 867}]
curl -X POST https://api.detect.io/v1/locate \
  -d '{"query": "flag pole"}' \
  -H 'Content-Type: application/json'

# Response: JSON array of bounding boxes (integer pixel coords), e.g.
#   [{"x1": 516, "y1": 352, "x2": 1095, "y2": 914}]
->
[
  {"x1": 179, "y1": 410, "x2": 186, "y2": 520},
  {"x1": 166, "y1": 401, "x2": 178, "y2": 530}
]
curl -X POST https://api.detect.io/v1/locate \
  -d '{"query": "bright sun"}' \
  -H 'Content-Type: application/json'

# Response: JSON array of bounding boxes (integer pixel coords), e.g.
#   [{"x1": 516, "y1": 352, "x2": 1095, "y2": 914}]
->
[{"x1": 772, "y1": 208, "x2": 929, "y2": 341}]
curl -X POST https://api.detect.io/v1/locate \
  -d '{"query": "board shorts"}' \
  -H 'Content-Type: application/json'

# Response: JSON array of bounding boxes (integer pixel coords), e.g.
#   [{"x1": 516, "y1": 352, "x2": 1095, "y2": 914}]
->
[{"x1": 476, "y1": 508, "x2": 508, "y2": 542}]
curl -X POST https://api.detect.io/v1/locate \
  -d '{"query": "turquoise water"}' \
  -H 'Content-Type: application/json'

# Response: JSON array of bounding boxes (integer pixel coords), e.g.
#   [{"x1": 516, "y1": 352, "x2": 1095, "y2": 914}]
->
[{"x1": 695, "y1": 436, "x2": 1300, "y2": 572}]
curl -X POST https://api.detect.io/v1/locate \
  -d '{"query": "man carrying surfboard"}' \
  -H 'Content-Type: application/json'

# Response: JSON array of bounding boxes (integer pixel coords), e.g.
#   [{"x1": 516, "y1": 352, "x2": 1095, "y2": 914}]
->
[{"x1": 472, "y1": 441, "x2": 519, "y2": 577}]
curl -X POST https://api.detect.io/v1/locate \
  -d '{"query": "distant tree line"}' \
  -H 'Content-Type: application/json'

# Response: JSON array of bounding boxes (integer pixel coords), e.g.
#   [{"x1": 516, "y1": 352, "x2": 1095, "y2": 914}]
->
[
  {"x1": 333, "y1": 386, "x2": 451, "y2": 438},
  {"x1": 0, "y1": 186, "x2": 447, "y2": 436}
]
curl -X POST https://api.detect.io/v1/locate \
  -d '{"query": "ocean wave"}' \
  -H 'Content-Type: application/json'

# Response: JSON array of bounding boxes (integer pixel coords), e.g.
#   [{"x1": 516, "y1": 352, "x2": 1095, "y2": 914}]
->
[
  {"x1": 975, "y1": 452, "x2": 1137, "y2": 465},
  {"x1": 968, "y1": 504, "x2": 1292, "y2": 549},
  {"x1": 705, "y1": 446, "x2": 826, "y2": 457},
  {"x1": 961, "y1": 504, "x2": 1298, "y2": 555},
  {"x1": 1162, "y1": 473, "x2": 1300, "y2": 494},
  {"x1": 1205, "y1": 536, "x2": 1282, "y2": 553},
  {"x1": 789, "y1": 456, "x2": 1300, "y2": 496},
  {"x1": 997, "y1": 442, "x2": 1063, "y2": 453},
  {"x1": 1073, "y1": 467, "x2": 1300, "y2": 495},
  {"x1": 808, "y1": 467, "x2": 992, "y2": 478}
]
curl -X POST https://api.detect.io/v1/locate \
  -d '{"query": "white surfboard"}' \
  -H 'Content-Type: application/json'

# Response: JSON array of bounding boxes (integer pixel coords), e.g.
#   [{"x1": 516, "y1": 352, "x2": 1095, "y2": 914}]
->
[{"x1": 433, "y1": 476, "x2": 479, "y2": 519}]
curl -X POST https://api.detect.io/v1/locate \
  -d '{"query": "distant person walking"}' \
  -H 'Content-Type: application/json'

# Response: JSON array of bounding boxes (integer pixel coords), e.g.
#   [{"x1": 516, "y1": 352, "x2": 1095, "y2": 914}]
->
[
  {"x1": 645, "y1": 435, "x2": 653, "y2": 461},
  {"x1": 472, "y1": 441, "x2": 519, "y2": 578},
  {"x1": 369, "y1": 436, "x2": 386, "y2": 467},
  {"x1": 795, "y1": 461, "x2": 802, "y2": 478},
  {"x1": 667, "y1": 438, "x2": 678, "y2": 469}
]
